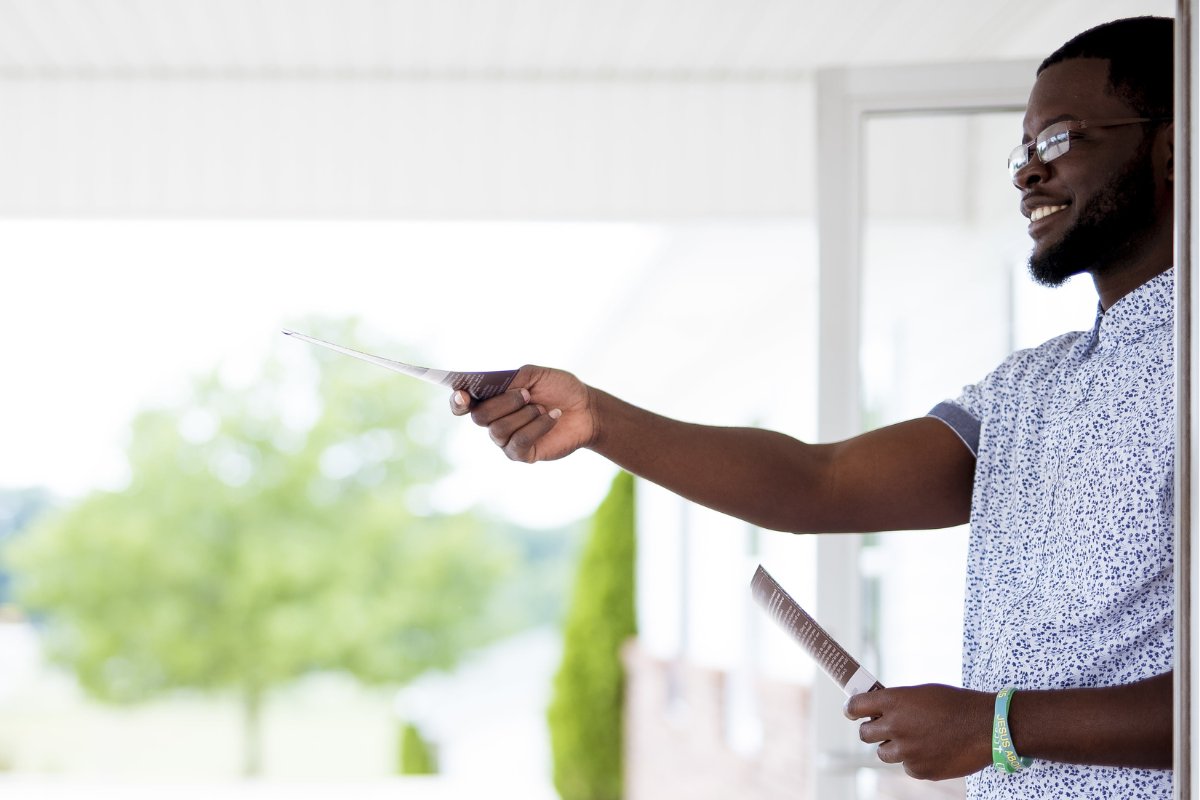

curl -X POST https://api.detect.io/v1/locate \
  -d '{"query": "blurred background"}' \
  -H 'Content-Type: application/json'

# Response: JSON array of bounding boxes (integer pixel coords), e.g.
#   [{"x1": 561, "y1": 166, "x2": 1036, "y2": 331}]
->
[{"x1": 0, "y1": 1, "x2": 1174, "y2": 799}]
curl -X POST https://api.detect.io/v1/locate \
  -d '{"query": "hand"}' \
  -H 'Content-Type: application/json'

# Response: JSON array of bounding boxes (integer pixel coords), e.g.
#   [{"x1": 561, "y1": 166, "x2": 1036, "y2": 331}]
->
[
  {"x1": 448, "y1": 366, "x2": 597, "y2": 463},
  {"x1": 845, "y1": 684, "x2": 994, "y2": 781}
]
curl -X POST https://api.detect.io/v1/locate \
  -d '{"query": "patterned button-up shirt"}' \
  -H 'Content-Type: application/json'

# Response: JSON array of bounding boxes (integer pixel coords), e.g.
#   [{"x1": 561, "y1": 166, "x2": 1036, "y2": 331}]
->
[{"x1": 929, "y1": 268, "x2": 1175, "y2": 800}]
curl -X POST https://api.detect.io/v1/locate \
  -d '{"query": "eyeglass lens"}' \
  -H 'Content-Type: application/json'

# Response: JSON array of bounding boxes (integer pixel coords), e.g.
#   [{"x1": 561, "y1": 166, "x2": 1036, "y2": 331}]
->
[
  {"x1": 1036, "y1": 126, "x2": 1071, "y2": 162},
  {"x1": 1008, "y1": 122, "x2": 1073, "y2": 181}
]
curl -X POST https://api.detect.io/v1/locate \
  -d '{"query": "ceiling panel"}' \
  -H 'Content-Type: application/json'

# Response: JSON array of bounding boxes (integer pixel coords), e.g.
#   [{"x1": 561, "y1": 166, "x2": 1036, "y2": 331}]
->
[{"x1": 0, "y1": 0, "x2": 1177, "y2": 78}]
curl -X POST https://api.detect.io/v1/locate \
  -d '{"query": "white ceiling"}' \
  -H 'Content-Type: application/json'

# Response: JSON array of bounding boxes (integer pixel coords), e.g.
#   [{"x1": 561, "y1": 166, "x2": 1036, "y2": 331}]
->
[
  {"x1": 0, "y1": 0, "x2": 1176, "y2": 79},
  {"x1": 0, "y1": 0, "x2": 1176, "y2": 219}
]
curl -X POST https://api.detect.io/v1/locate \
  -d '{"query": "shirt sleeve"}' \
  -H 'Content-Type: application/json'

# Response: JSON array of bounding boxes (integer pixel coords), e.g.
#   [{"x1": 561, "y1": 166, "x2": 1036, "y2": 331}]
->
[
  {"x1": 926, "y1": 365, "x2": 990, "y2": 458},
  {"x1": 927, "y1": 400, "x2": 981, "y2": 457}
]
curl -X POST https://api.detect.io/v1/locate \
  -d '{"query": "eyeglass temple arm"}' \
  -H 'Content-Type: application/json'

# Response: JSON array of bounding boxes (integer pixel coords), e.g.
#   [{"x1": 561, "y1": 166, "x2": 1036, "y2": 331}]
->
[{"x1": 1076, "y1": 117, "x2": 1158, "y2": 130}]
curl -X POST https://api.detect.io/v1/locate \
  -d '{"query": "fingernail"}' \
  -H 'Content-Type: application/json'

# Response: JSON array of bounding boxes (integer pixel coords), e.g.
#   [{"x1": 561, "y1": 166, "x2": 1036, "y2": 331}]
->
[
  {"x1": 842, "y1": 697, "x2": 853, "y2": 719},
  {"x1": 537, "y1": 405, "x2": 546, "y2": 414},
  {"x1": 520, "y1": 388, "x2": 531, "y2": 403},
  {"x1": 549, "y1": 409, "x2": 562, "y2": 420},
  {"x1": 451, "y1": 391, "x2": 464, "y2": 407}
]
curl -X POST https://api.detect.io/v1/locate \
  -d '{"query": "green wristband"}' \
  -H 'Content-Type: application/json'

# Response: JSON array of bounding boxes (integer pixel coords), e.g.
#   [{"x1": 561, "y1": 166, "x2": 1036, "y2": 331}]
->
[{"x1": 992, "y1": 687, "x2": 1033, "y2": 774}]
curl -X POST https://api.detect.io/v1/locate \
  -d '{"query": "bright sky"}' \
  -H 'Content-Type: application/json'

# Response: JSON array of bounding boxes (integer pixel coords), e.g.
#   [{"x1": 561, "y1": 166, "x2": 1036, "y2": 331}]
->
[{"x1": 1, "y1": 220, "x2": 664, "y2": 528}]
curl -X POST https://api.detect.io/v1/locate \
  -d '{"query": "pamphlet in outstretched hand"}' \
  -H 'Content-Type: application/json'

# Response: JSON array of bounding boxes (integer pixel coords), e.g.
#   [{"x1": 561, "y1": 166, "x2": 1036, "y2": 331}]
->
[
  {"x1": 751, "y1": 565, "x2": 884, "y2": 697},
  {"x1": 282, "y1": 329, "x2": 519, "y2": 401}
]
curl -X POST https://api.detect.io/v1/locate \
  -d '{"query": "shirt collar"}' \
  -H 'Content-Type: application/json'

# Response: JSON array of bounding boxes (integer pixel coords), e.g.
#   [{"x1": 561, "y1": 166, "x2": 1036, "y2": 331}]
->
[{"x1": 1094, "y1": 267, "x2": 1175, "y2": 348}]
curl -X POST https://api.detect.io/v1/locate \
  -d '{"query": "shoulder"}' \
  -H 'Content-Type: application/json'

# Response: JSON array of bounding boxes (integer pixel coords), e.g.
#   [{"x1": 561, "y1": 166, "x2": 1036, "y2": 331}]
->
[
  {"x1": 988, "y1": 329, "x2": 1090, "y2": 386},
  {"x1": 930, "y1": 330, "x2": 1090, "y2": 454},
  {"x1": 958, "y1": 329, "x2": 1090, "y2": 412}
]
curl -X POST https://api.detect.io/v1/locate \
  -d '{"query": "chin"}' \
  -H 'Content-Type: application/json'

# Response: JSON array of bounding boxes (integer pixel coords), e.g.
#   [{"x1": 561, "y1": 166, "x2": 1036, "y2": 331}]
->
[
  {"x1": 1029, "y1": 234, "x2": 1063, "y2": 263},
  {"x1": 1028, "y1": 229, "x2": 1089, "y2": 288}
]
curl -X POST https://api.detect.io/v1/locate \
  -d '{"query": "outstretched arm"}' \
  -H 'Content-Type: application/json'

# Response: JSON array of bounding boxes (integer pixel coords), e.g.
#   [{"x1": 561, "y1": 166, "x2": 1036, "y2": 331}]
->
[
  {"x1": 845, "y1": 672, "x2": 1173, "y2": 780},
  {"x1": 450, "y1": 366, "x2": 976, "y2": 534}
]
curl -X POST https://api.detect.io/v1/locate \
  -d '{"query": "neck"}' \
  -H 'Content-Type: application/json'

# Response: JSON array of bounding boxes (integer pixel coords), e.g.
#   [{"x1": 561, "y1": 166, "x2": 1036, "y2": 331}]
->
[{"x1": 1091, "y1": 220, "x2": 1174, "y2": 311}]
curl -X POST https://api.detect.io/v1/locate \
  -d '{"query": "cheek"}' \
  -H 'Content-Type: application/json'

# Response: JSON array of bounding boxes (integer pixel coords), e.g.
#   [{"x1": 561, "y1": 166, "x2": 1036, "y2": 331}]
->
[{"x1": 1046, "y1": 162, "x2": 1086, "y2": 200}]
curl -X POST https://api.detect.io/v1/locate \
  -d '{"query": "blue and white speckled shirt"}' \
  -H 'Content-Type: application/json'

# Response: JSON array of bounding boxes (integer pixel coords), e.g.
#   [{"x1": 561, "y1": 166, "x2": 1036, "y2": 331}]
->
[{"x1": 929, "y1": 268, "x2": 1175, "y2": 800}]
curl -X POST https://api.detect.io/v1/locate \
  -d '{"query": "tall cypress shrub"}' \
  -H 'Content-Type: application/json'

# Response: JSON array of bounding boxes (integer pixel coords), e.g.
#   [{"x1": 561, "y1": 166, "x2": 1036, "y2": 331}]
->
[
  {"x1": 398, "y1": 722, "x2": 438, "y2": 775},
  {"x1": 547, "y1": 471, "x2": 637, "y2": 800}
]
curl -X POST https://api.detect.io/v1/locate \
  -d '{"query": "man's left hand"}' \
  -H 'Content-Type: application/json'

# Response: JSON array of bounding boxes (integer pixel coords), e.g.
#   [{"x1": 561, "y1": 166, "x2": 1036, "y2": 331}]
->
[{"x1": 845, "y1": 684, "x2": 994, "y2": 781}]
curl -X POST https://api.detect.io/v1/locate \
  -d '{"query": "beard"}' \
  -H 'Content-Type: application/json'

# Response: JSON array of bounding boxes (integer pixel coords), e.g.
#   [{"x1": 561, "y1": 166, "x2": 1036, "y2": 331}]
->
[{"x1": 1027, "y1": 137, "x2": 1159, "y2": 287}]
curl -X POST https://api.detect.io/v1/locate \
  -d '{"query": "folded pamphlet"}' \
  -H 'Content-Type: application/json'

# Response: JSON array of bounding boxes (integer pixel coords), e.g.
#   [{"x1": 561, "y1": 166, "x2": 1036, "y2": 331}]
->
[
  {"x1": 282, "y1": 329, "x2": 519, "y2": 401},
  {"x1": 751, "y1": 565, "x2": 884, "y2": 697}
]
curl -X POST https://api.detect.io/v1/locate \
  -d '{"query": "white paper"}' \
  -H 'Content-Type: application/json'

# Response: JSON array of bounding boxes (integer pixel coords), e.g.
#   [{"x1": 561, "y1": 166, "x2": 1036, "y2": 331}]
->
[
  {"x1": 752, "y1": 565, "x2": 883, "y2": 697},
  {"x1": 282, "y1": 329, "x2": 519, "y2": 401}
]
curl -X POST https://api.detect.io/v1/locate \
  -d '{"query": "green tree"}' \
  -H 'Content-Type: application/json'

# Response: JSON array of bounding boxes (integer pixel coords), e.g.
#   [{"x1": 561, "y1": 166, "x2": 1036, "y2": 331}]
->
[
  {"x1": 4, "y1": 320, "x2": 511, "y2": 775},
  {"x1": 0, "y1": 487, "x2": 53, "y2": 604},
  {"x1": 547, "y1": 471, "x2": 637, "y2": 800}
]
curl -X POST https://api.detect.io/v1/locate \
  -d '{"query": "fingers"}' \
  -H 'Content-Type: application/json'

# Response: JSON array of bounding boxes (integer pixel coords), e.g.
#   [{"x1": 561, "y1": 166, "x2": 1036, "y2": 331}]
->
[
  {"x1": 845, "y1": 690, "x2": 885, "y2": 721},
  {"x1": 449, "y1": 382, "x2": 564, "y2": 463},
  {"x1": 488, "y1": 403, "x2": 543, "y2": 447},
  {"x1": 469, "y1": 388, "x2": 532, "y2": 427},
  {"x1": 502, "y1": 408, "x2": 562, "y2": 463},
  {"x1": 858, "y1": 717, "x2": 890, "y2": 744},
  {"x1": 449, "y1": 390, "x2": 473, "y2": 416},
  {"x1": 472, "y1": 388, "x2": 538, "y2": 448},
  {"x1": 450, "y1": 384, "x2": 534, "y2": 419},
  {"x1": 876, "y1": 741, "x2": 904, "y2": 766},
  {"x1": 852, "y1": 689, "x2": 891, "y2": 749},
  {"x1": 851, "y1": 694, "x2": 900, "y2": 771}
]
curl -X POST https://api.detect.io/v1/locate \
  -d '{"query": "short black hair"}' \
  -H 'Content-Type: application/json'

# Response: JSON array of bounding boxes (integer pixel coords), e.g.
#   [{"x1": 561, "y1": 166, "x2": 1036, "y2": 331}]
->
[{"x1": 1038, "y1": 16, "x2": 1174, "y2": 120}]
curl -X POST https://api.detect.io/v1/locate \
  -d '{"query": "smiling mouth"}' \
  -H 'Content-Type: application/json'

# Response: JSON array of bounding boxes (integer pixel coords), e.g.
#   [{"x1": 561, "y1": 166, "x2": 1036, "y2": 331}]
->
[{"x1": 1030, "y1": 204, "x2": 1069, "y2": 222}]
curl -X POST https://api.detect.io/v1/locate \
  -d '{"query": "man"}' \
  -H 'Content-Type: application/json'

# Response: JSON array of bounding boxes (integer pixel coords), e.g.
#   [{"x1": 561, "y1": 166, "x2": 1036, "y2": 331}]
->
[{"x1": 449, "y1": 16, "x2": 1176, "y2": 799}]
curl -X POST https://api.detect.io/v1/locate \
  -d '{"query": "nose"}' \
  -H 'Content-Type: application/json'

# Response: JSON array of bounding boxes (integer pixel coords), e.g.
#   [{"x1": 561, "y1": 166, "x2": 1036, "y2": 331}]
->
[{"x1": 1014, "y1": 156, "x2": 1049, "y2": 190}]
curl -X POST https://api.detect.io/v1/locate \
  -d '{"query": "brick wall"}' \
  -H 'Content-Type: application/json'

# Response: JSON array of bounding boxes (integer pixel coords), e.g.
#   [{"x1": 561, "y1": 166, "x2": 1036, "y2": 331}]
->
[
  {"x1": 622, "y1": 640, "x2": 966, "y2": 800},
  {"x1": 623, "y1": 640, "x2": 811, "y2": 800}
]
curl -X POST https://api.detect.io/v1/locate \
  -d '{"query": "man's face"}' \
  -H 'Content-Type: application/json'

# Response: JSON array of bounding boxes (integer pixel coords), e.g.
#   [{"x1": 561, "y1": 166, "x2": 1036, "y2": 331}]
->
[{"x1": 1018, "y1": 58, "x2": 1170, "y2": 286}]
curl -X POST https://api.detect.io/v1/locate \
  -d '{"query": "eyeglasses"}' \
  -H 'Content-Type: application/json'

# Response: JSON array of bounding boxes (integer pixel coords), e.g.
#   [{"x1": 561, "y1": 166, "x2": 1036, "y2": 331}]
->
[{"x1": 1007, "y1": 117, "x2": 1171, "y2": 183}]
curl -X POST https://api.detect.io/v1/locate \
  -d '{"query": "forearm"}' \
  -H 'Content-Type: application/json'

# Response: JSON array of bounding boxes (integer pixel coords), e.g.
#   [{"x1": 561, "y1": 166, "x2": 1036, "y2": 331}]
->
[
  {"x1": 850, "y1": 673, "x2": 1173, "y2": 779},
  {"x1": 585, "y1": 388, "x2": 973, "y2": 533},
  {"x1": 456, "y1": 368, "x2": 973, "y2": 532},
  {"x1": 585, "y1": 388, "x2": 830, "y2": 532},
  {"x1": 1009, "y1": 672, "x2": 1172, "y2": 769}
]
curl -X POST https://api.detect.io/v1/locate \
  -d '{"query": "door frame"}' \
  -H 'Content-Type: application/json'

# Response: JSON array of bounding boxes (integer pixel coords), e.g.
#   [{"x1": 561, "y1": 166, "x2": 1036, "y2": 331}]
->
[
  {"x1": 814, "y1": 58, "x2": 1038, "y2": 800},
  {"x1": 1175, "y1": 2, "x2": 1197, "y2": 799}
]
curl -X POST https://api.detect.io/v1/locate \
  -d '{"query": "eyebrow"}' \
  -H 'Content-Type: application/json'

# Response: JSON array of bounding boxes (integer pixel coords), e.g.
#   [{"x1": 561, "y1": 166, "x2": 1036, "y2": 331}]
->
[{"x1": 1022, "y1": 114, "x2": 1080, "y2": 142}]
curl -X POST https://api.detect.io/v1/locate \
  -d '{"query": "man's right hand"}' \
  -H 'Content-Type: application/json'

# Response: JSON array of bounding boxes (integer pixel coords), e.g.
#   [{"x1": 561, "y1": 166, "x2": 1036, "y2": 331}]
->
[{"x1": 448, "y1": 366, "x2": 598, "y2": 463}]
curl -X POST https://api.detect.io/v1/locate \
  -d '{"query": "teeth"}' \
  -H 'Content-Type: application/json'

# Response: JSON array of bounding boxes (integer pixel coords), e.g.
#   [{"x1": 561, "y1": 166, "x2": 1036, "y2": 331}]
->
[{"x1": 1030, "y1": 204, "x2": 1067, "y2": 222}]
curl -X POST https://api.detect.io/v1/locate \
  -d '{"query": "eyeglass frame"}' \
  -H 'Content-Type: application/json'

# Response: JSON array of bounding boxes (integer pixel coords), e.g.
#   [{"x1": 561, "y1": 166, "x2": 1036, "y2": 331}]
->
[{"x1": 1008, "y1": 117, "x2": 1172, "y2": 183}]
